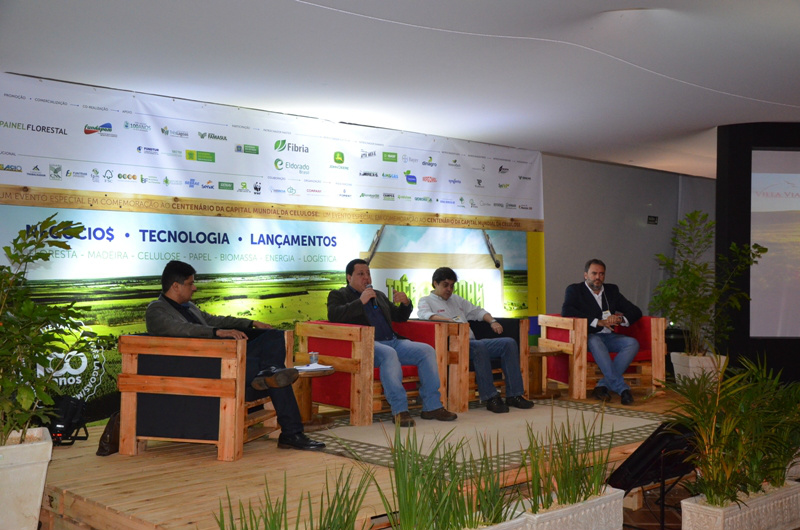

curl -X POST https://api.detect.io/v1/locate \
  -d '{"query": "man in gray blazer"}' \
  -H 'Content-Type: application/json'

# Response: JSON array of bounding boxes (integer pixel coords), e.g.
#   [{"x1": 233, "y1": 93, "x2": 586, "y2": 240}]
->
[{"x1": 145, "y1": 260, "x2": 324, "y2": 451}]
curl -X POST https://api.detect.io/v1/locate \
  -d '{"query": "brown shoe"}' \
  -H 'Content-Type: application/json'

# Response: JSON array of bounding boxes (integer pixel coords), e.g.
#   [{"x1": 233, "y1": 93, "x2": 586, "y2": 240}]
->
[
  {"x1": 251, "y1": 367, "x2": 299, "y2": 390},
  {"x1": 392, "y1": 411, "x2": 415, "y2": 427},
  {"x1": 420, "y1": 407, "x2": 457, "y2": 421}
]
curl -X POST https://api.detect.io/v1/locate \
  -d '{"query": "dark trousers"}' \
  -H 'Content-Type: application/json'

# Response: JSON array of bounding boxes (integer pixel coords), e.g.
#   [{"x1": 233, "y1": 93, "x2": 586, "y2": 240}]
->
[{"x1": 244, "y1": 328, "x2": 303, "y2": 435}]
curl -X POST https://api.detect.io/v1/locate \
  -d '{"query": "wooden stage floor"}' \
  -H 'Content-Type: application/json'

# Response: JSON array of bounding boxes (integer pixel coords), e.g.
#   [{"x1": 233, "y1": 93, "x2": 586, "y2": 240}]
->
[{"x1": 40, "y1": 389, "x2": 680, "y2": 530}]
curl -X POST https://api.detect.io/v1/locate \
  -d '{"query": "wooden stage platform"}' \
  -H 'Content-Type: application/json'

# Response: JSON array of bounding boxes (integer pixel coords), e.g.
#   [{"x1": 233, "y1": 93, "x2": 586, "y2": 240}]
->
[{"x1": 39, "y1": 390, "x2": 679, "y2": 530}]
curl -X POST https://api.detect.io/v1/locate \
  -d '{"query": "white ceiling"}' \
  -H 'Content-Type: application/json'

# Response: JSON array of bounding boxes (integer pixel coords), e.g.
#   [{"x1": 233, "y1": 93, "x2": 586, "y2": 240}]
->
[{"x1": 3, "y1": 0, "x2": 800, "y2": 179}]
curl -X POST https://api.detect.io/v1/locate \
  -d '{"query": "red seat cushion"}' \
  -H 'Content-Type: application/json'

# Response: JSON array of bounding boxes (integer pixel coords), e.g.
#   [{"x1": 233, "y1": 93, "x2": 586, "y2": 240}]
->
[
  {"x1": 309, "y1": 320, "x2": 425, "y2": 409},
  {"x1": 545, "y1": 316, "x2": 654, "y2": 384}
]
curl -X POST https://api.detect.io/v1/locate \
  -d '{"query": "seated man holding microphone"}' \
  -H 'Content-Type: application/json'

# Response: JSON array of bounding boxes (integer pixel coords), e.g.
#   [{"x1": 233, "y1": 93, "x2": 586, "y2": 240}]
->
[{"x1": 327, "y1": 258, "x2": 457, "y2": 427}]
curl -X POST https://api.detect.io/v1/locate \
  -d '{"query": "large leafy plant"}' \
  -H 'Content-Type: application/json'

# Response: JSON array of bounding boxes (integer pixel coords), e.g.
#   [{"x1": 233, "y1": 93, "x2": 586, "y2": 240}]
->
[
  {"x1": 649, "y1": 210, "x2": 766, "y2": 355},
  {"x1": 0, "y1": 215, "x2": 112, "y2": 444},
  {"x1": 665, "y1": 357, "x2": 800, "y2": 507}
]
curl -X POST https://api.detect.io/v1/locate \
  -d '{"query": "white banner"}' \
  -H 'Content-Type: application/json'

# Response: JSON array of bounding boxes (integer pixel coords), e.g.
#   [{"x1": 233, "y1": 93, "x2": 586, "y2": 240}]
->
[
  {"x1": 0, "y1": 74, "x2": 543, "y2": 409},
  {"x1": 0, "y1": 73, "x2": 543, "y2": 221}
]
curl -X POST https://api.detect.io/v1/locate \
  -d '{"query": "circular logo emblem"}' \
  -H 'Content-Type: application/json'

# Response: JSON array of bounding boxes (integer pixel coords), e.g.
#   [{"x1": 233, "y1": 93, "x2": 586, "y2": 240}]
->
[{"x1": 47, "y1": 340, "x2": 107, "y2": 401}]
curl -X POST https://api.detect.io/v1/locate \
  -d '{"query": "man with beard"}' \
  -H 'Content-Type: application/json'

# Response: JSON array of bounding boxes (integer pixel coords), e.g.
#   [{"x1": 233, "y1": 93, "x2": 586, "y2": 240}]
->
[{"x1": 561, "y1": 259, "x2": 642, "y2": 405}]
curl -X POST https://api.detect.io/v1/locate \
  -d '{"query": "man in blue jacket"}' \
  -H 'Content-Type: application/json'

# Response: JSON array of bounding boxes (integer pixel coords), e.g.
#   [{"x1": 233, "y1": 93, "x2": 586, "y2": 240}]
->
[{"x1": 561, "y1": 259, "x2": 642, "y2": 405}]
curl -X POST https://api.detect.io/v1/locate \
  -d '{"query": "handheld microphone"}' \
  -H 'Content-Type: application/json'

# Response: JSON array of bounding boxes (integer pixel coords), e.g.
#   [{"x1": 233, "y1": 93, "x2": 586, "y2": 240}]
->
[{"x1": 365, "y1": 284, "x2": 378, "y2": 309}]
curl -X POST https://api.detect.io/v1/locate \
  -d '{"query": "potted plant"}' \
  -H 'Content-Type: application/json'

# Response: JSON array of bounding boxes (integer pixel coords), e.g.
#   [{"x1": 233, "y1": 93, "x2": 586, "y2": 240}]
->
[
  {"x1": 0, "y1": 215, "x2": 112, "y2": 530},
  {"x1": 649, "y1": 210, "x2": 766, "y2": 380},
  {"x1": 520, "y1": 412, "x2": 623, "y2": 530},
  {"x1": 665, "y1": 357, "x2": 800, "y2": 530}
]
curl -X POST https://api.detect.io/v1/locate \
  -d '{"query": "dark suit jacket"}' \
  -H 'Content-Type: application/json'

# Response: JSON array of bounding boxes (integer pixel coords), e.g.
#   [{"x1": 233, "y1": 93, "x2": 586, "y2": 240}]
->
[
  {"x1": 146, "y1": 294, "x2": 253, "y2": 337},
  {"x1": 327, "y1": 286, "x2": 412, "y2": 326},
  {"x1": 561, "y1": 282, "x2": 642, "y2": 334}
]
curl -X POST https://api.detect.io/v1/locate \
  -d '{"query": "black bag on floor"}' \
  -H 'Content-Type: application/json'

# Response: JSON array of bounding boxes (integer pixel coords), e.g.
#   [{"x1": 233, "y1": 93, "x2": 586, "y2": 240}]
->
[{"x1": 96, "y1": 411, "x2": 120, "y2": 456}]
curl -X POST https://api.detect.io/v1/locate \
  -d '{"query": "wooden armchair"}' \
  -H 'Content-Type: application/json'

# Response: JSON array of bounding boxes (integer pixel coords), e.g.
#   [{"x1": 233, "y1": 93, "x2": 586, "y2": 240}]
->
[
  {"x1": 442, "y1": 318, "x2": 530, "y2": 413},
  {"x1": 117, "y1": 331, "x2": 293, "y2": 462},
  {"x1": 294, "y1": 320, "x2": 450, "y2": 426},
  {"x1": 537, "y1": 315, "x2": 666, "y2": 399}
]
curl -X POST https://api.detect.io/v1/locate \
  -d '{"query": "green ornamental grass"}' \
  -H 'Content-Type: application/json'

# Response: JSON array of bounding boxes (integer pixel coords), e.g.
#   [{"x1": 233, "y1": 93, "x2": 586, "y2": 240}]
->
[
  {"x1": 523, "y1": 409, "x2": 614, "y2": 513},
  {"x1": 216, "y1": 416, "x2": 620, "y2": 528},
  {"x1": 215, "y1": 467, "x2": 372, "y2": 530}
]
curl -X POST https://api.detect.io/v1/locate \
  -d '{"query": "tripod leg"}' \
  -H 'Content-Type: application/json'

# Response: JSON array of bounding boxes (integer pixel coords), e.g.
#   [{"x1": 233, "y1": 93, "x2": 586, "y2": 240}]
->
[{"x1": 660, "y1": 450, "x2": 665, "y2": 530}]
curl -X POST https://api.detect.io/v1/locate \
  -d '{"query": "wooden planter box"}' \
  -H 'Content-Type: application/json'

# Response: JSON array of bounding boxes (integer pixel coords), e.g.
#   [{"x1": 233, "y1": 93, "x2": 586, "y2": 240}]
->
[
  {"x1": 520, "y1": 487, "x2": 624, "y2": 530},
  {"x1": 681, "y1": 481, "x2": 800, "y2": 530}
]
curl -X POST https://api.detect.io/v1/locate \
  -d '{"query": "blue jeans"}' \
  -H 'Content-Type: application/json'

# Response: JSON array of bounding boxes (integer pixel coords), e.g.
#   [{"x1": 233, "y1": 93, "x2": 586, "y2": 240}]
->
[
  {"x1": 374, "y1": 338, "x2": 444, "y2": 415},
  {"x1": 470, "y1": 337, "x2": 525, "y2": 401},
  {"x1": 587, "y1": 332, "x2": 639, "y2": 395}
]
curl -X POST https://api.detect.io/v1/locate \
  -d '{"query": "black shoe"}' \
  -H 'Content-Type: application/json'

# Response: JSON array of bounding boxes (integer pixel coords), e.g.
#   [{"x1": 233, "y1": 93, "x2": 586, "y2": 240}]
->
[
  {"x1": 392, "y1": 411, "x2": 416, "y2": 427},
  {"x1": 620, "y1": 390, "x2": 634, "y2": 406},
  {"x1": 420, "y1": 407, "x2": 458, "y2": 421},
  {"x1": 591, "y1": 386, "x2": 611, "y2": 402},
  {"x1": 251, "y1": 367, "x2": 300, "y2": 390},
  {"x1": 485, "y1": 395, "x2": 510, "y2": 413},
  {"x1": 277, "y1": 432, "x2": 326, "y2": 451},
  {"x1": 505, "y1": 395, "x2": 534, "y2": 409}
]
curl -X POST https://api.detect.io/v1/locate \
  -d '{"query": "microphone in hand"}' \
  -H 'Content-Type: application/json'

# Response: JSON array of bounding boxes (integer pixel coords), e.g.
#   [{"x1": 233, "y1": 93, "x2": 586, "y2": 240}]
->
[{"x1": 365, "y1": 284, "x2": 378, "y2": 309}]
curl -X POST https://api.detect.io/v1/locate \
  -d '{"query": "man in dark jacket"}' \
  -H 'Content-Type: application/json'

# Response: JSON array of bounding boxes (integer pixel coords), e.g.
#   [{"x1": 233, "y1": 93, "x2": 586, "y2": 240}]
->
[
  {"x1": 327, "y1": 258, "x2": 456, "y2": 427},
  {"x1": 561, "y1": 258, "x2": 642, "y2": 405},
  {"x1": 146, "y1": 260, "x2": 324, "y2": 450}
]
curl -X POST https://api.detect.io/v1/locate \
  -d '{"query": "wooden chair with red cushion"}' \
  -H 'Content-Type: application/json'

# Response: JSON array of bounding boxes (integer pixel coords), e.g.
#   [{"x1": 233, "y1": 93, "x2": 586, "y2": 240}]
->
[
  {"x1": 443, "y1": 318, "x2": 531, "y2": 413},
  {"x1": 537, "y1": 314, "x2": 666, "y2": 400},
  {"x1": 294, "y1": 320, "x2": 450, "y2": 426}
]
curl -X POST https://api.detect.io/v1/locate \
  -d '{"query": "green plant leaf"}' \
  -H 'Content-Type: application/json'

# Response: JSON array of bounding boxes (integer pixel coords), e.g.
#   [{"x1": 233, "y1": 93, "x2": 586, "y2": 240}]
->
[
  {"x1": 649, "y1": 210, "x2": 766, "y2": 355},
  {"x1": 1, "y1": 214, "x2": 113, "y2": 444}
]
